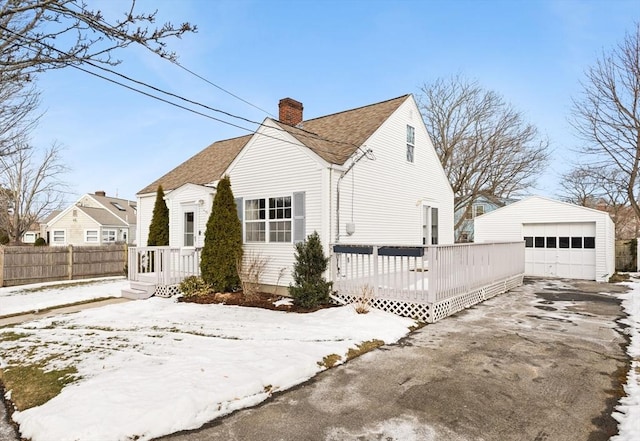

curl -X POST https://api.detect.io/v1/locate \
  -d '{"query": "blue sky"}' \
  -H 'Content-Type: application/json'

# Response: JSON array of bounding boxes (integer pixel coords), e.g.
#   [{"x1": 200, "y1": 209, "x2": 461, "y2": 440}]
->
[{"x1": 29, "y1": 0, "x2": 639, "y2": 201}]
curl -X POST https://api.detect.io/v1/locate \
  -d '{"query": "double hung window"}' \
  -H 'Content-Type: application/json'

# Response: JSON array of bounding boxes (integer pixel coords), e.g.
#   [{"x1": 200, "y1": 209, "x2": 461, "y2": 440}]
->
[{"x1": 245, "y1": 196, "x2": 292, "y2": 243}]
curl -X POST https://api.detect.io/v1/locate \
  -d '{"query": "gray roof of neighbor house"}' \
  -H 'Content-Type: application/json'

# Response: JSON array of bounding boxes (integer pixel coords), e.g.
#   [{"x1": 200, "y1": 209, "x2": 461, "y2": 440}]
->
[
  {"x1": 89, "y1": 193, "x2": 137, "y2": 225},
  {"x1": 77, "y1": 206, "x2": 128, "y2": 227},
  {"x1": 137, "y1": 95, "x2": 410, "y2": 195}
]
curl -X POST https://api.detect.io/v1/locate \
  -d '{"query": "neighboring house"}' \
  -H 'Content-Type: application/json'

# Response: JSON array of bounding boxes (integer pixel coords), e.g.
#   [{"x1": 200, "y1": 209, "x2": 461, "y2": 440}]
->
[
  {"x1": 43, "y1": 191, "x2": 137, "y2": 246},
  {"x1": 474, "y1": 196, "x2": 615, "y2": 282},
  {"x1": 136, "y1": 94, "x2": 455, "y2": 289},
  {"x1": 21, "y1": 221, "x2": 42, "y2": 244},
  {"x1": 455, "y1": 195, "x2": 512, "y2": 242}
]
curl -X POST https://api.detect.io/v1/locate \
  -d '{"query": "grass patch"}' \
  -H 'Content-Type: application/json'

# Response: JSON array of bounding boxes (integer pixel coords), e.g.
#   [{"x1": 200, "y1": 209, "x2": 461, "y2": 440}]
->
[
  {"x1": 0, "y1": 364, "x2": 78, "y2": 410},
  {"x1": 0, "y1": 331, "x2": 30, "y2": 342},
  {"x1": 346, "y1": 339, "x2": 385, "y2": 360},
  {"x1": 609, "y1": 272, "x2": 630, "y2": 283},
  {"x1": 317, "y1": 354, "x2": 342, "y2": 368}
]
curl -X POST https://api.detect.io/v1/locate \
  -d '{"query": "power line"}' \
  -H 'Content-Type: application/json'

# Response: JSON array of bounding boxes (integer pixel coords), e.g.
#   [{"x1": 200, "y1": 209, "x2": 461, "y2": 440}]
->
[
  {"x1": 65, "y1": 0, "x2": 277, "y2": 118},
  {"x1": 0, "y1": 23, "x2": 369, "y2": 158}
]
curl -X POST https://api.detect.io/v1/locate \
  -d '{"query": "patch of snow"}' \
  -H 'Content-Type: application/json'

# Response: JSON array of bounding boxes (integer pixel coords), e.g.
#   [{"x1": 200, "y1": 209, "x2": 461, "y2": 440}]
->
[{"x1": 610, "y1": 276, "x2": 640, "y2": 441}]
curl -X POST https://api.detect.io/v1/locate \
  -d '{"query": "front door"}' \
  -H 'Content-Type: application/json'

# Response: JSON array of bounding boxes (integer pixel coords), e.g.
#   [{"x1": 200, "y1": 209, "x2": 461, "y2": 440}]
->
[{"x1": 184, "y1": 211, "x2": 195, "y2": 246}]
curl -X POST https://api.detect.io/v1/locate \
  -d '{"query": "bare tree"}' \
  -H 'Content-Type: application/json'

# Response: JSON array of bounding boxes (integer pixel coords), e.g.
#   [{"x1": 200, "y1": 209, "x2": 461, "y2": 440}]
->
[
  {"x1": 0, "y1": 139, "x2": 69, "y2": 244},
  {"x1": 571, "y1": 23, "x2": 640, "y2": 220},
  {"x1": 0, "y1": 0, "x2": 196, "y2": 81},
  {"x1": 559, "y1": 165, "x2": 637, "y2": 238},
  {"x1": 418, "y1": 75, "x2": 550, "y2": 234},
  {"x1": 0, "y1": 72, "x2": 40, "y2": 157},
  {"x1": 559, "y1": 166, "x2": 603, "y2": 208}
]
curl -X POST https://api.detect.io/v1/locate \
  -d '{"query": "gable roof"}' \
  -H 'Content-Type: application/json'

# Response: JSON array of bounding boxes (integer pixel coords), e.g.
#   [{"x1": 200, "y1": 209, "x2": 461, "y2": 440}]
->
[
  {"x1": 77, "y1": 206, "x2": 128, "y2": 227},
  {"x1": 272, "y1": 95, "x2": 410, "y2": 165},
  {"x1": 89, "y1": 193, "x2": 137, "y2": 225},
  {"x1": 138, "y1": 135, "x2": 252, "y2": 195},
  {"x1": 477, "y1": 195, "x2": 612, "y2": 220},
  {"x1": 137, "y1": 95, "x2": 411, "y2": 195}
]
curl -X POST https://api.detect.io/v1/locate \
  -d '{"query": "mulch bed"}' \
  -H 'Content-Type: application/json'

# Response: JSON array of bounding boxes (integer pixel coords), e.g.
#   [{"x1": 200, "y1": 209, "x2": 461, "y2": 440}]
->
[{"x1": 177, "y1": 290, "x2": 338, "y2": 313}]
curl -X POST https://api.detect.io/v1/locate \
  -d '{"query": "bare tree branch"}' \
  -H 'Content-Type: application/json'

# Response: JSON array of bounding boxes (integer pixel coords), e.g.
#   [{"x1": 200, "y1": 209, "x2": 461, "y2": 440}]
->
[
  {"x1": 418, "y1": 74, "x2": 550, "y2": 236},
  {"x1": 0, "y1": 0, "x2": 196, "y2": 82},
  {"x1": 571, "y1": 23, "x2": 640, "y2": 220}
]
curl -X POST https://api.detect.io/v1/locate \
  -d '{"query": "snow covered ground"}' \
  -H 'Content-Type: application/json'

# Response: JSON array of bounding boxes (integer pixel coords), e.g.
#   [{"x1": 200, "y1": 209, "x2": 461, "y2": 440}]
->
[
  {"x1": 0, "y1": 279, "x2": 416, "y2": 441},
  {"x1": 0, "y1": 277, "x2": 127, "y2": 317},
  {"x1": 611, "y1": 275, "x2": 640, "y2": 441},
  {"x1": 0, "y1": 277, "x2": 638, "y2": 441}
]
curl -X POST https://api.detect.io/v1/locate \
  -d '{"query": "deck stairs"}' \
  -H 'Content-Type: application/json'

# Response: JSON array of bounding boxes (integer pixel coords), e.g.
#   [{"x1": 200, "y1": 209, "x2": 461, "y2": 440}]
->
[{"x1": 121, "y1": 280, "x2": 156, "y2": 300}]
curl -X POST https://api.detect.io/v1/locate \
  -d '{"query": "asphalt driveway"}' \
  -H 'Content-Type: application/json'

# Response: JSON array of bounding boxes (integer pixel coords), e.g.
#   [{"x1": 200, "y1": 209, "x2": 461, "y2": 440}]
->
[{"x1": 157, "y1": 277, "x2": 629, "y2": 441}]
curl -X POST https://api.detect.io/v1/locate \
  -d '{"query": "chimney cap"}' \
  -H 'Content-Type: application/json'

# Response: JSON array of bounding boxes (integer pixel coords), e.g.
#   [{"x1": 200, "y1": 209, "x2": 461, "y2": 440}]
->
[{"x1": 95, "y1": 190, "x2": 106, "y2": 197}]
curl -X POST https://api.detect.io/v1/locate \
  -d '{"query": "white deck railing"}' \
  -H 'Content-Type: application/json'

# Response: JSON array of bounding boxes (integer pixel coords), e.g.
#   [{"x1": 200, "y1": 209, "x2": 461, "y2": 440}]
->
[
  {"x1": 331, "y1": 242, "x2": 525, "y2": 305},
  {"x1": 128, "y1": 247, "x2": 201, "y2": 286}
]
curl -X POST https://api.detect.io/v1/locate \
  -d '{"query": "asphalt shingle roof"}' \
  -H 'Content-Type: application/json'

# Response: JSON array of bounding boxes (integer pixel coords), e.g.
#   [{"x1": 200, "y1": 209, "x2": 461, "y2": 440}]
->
[{"x1": 137, "y1": 95, "x2": 410, "y2": 195}]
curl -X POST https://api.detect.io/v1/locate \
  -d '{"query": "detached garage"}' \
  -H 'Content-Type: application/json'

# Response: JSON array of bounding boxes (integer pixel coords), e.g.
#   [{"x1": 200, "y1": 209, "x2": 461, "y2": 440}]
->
[{"x1": 474, "y1": 196, "x2": 615, "y2": 282}]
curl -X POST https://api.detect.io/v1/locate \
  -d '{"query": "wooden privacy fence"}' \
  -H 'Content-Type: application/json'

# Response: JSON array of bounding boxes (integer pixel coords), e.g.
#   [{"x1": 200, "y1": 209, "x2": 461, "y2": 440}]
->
[
  {"x1": 332, "y1": 242, "x2": 525, "y2": 323},
  {"x1": 0, "y1": 244, "x2": 128, "y2": 287}
]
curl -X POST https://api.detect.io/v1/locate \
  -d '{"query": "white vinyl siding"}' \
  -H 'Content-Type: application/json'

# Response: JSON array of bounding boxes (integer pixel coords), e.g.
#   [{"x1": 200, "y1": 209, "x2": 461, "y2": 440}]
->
[
  {"x1": 228, "y1": 123, "x2": 323, "y2": 287},
  {"x1": 163, "y1": 184, "x2": 214, "y2": 248},
  {"x1": 332, "y1": 98, "x2": 454, "y2": 246},
  {"x1": 475, "y1": 196, "x2": 615, "y2": 282}
]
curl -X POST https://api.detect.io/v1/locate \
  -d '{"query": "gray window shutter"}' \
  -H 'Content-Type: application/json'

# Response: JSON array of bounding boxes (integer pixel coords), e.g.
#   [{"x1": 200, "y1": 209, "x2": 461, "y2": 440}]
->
[
  {"x1": 235, "y1": 197, "x2": 243, "y2": 222},
  {"x1": 293, "y1": 192, "x2": 305, "y2": 243}
]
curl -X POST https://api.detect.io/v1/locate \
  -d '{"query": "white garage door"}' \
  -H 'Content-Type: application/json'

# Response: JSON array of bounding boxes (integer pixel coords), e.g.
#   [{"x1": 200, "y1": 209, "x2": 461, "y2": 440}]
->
[{"x1": 523, "y1": 222, "x2": 596, "y2": 280}]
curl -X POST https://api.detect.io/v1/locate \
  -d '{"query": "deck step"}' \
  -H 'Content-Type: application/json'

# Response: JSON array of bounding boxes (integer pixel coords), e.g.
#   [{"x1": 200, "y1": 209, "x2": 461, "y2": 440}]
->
[
  {"x1": 121, "y1": 287, "x2": 154, "y2": 300},
  {"x1": 122, "y1": 281, "x2": 156, "y2": 300},
  {"x1": 129, "y1": 281, "x2": 156, "y2": 295}
]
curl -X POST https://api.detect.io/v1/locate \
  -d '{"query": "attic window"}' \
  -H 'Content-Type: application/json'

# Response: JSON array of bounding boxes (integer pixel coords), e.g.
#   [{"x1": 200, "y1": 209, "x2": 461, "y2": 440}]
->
[
  {"x1": 111, "y1": 202, "x2": 126, "y2": 211},
  {"x1": 406, "y1": 125, "x2": 415, "y2": 163}
]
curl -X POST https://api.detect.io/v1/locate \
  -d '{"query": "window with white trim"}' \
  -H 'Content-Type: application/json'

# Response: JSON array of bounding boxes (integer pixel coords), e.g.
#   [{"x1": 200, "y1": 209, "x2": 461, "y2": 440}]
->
[
  {"x1": 85, "y1": 230, "x2": 99, "y2": 243},
  {"x1": 52, "y1": 230, "x2": 65, "y2": 245},
  {"x1": 406, "y1": 125, "x2": 415, "y2": 163},
  {"x1": 102, "y1": 229, "x2": 117, "y2": 243},
  {"x1": 245, "y1": 196, "x2": 292, "y2": 242}
]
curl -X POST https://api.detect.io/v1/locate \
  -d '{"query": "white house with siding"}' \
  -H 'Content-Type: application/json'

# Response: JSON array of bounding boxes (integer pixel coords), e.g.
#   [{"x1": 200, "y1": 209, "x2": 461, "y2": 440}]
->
[
  {"x1": 43, "y1": 191, "x2": 137, "y2": 246},
  {"x1": 136, "y1": 95, "x2": 454, "y2": 290},
  {"x1": 474, "y1": 196, "x2": 615, "y2": 282}
]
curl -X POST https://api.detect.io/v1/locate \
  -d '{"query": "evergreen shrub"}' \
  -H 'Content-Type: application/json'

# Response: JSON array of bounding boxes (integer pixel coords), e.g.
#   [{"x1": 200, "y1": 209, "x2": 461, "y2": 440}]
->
[
  {"x1": 289, "y1": 231, "x2": 333, "y2": 308},
  {"x1": 200, "y1": 176, "x2": 243, "y2": 292}
]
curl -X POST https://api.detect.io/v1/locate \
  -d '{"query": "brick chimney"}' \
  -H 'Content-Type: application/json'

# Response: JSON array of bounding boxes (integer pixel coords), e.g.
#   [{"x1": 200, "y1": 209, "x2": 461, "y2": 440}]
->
[
  {"x1": 95, "y1": 190, "x2": 106, "y2": 197},
  {"x1": 278, "y1": 98, "x2": 303, "y2": 126}
]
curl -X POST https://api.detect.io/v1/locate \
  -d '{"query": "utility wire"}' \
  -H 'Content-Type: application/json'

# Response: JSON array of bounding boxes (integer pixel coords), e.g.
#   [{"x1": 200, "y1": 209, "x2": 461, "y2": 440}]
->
[
  {"x1": 0, "y1": 23, "x2": 371, "y2": 158},
  {"x1": 64, "y1": 0, "x2": 277, "y2": 118}
]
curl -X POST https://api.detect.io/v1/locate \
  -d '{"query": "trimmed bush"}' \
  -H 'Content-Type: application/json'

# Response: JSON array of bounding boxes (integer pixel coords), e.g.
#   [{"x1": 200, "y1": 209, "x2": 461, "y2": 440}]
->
[
  {"x1": 34, "y1": 237, "x2": 47, "y2": 246},
  {"x1": 289, "y1": 231, "x2": 333, "y2": 308},
  {"x1": 200, "y1": 176, "x2": 243, "y2": 292},
  {"x1": 147, "y1": 185, "x2": 169, "y2": 246},
  {"x1": 179, "y1": 276, "x2": 210, "y2": 297}
]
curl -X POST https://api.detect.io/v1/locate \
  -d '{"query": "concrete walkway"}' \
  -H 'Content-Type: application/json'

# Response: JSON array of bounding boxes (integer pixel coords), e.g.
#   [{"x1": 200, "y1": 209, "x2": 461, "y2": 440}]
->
[
  {"x1": 0, "y1": 297, "x2": 131, "y2": 327},
  {"x1": 157, "y1": 278, "x2": 629, "y2": 441}
]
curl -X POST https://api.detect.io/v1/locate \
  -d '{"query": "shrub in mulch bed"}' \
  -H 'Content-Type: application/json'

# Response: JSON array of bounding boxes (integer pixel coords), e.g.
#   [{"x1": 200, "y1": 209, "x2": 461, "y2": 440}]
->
[{"x1": 177, "y1": 290, "x2": 337, "y2": 313}]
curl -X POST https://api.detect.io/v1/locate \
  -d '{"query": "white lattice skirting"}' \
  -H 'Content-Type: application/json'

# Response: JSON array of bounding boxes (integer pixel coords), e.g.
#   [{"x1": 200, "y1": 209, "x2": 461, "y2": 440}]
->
[
  {"x1": 154, "y1": 284, "x2": 181, "y2": 298},
  {"x1": 333, "y1": 275, "x2": 523, "y2": 323}
]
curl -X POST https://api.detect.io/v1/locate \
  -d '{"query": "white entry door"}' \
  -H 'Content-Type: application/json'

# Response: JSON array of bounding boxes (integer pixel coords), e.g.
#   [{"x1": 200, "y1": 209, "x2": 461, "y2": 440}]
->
[{"x1": 523, "y1": 222, "x2": 596, "y2": 280}]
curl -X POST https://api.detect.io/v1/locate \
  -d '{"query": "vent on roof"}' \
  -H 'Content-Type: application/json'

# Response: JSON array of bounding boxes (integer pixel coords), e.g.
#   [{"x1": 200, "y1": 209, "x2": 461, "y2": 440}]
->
[{"x1": 279, "y1": 98, "x2": 303, "y2": 126}]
